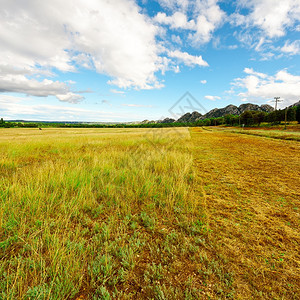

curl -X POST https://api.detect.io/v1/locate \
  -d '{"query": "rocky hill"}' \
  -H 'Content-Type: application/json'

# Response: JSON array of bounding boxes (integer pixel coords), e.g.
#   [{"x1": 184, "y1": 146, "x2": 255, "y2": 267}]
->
[
  {"x1": 288, "y1": 101, "x2": 300, "y2": 108},
  {"x1": 173, "y1": 103, "x2": 274, "y2": 123},
  {"x1": 158, "y1": 117, "x2": 176, "y2": 123},
  {"x1": 204, "y1": 104, "x2": 240, "y2": 119},
  {"x1": 177, "y1": 111, "x2": 202, "y2": 123}
]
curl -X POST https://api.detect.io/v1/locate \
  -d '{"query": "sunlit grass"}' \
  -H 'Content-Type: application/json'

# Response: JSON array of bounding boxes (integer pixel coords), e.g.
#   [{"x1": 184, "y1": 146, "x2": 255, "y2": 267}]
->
[
  {"x1": 214, "y1": 126, "x2": 300, "y2": 141},
  {"x1": 1, "y1": 128, "x2": 211, "y2": 299},
  {"x1": 1, "y1": 127, "x2": 299, "y2": 299},
  {"x1": 191, "y1": 127, "x2": 300, "y2": 299}
]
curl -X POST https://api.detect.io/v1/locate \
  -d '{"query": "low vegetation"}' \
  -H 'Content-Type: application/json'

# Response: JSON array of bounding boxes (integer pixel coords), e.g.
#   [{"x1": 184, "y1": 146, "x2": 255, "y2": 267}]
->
[
  {"x1": 0, "y1": 127, "x2": 299, "y2": 299},
  {"x1": 214, "y1": 126, "x2": 300, "y2": 141}
]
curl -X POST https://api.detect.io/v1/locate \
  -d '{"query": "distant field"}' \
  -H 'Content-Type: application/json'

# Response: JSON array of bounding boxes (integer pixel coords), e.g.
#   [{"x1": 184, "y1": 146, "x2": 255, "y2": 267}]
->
[
  {"x1": 214, "y1": 125, "x2": 300, "y2": 141},
  {"x1": 0, "y1": 127, "x2": 299, "y2": 299}
]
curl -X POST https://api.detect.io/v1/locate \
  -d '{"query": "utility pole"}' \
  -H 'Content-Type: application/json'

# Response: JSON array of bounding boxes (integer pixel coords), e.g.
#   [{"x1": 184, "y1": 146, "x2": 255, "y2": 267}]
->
[
  {"x1": 273, "y1": 97, "x2": 282, "y2": 110},
  {"x1": 284, "y1": 107, "x2": 287, "y2": 130}
]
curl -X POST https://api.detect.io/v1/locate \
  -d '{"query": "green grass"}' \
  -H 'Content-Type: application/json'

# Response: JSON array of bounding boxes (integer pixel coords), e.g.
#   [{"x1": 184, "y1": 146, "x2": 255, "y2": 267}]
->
[
  {"x1": 1, "y1": 128, "x2": 231, "y2": 299},
  {"x1": 1, "y1": 127, "x2": 299, "y2": 299}
]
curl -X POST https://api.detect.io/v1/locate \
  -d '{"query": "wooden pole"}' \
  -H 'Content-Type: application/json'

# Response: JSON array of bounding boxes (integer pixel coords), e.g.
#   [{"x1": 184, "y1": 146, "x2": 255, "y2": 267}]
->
[{"x1": 284, "y1": 107, "x2": 287, "y2": 130}]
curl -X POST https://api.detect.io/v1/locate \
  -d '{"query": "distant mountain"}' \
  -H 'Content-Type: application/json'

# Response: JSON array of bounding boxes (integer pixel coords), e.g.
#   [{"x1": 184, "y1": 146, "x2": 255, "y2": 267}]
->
[
  {"x1": 158, "y1": 117, "x2": 176, "y2": 123},
  {"x1": 206, "y1": 103, "x2": 274, "y2": 118},
  {"x1": 177, "y1": 111, "x2": 202, "y2": 123},
  {"x1": 204, "y1": 104, "x2": 240, "y2": 119},
  {"x1": 172, "y1": 103, "x2": 274, "y2": 123},
  {"x1": 288, "y1": 101, "x2": 300, "y2": 108},
  {"x1": 139, "y1": 119, "x2": 157, "y2": 124}
]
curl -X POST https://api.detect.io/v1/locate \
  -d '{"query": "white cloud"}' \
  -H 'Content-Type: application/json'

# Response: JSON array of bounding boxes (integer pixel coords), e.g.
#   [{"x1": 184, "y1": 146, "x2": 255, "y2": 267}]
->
[
  {"x1": 205, "y1": 95, "x2": 221, "y2": 101},
  {"x1": 0, "y1": 0, "x2": 165, "y2": 92},
  {"x1": 281, "y1": 40, "x2": 300, "y2": 55},
  {"x1": 244, "y1": 68, "x2": 267, "y2": 78},
  {"x1": 0, "y1": 95, "x2": 137, "y2": 121},
  {"x1": 228, "y1": 45, "x2": 238, "y2": 50},
  {"x1": 201, "y1": 80, "x2": 207, "y2": 84},
  {"x1": 171, "y1": 35, "x2": 182, "y2": 45},
  {"x1": 122, "y1": 104, "x2": 153, "y2": 107},
  {"x1": 154, "y1": 12, "x2": 196, "y2": 30},
  {"x1": 173, "y1": 65, "x2": 180, "y2": 73},
  {"x1": 0, "y1": 0, "x2": 219, "y2": 99},
  {"x1": 157, "y1": 0, "x2": 189, "y2": 12},
  {"x1": 168, "y1": 50, "x2": 209, "y2": 67},
  {"x1": 275, "y1": 69, "x2": 300, "y2": 83},
  {"x1": 56, "y1": 93, "x2": 84, "y2": 104},
  {"x1": 73, "y1": 53, "x2": 94, "y2": 70},
  {"x1": 233, "y1": 68, "x2": 300, "y2": 106},
  {"x1": 191, "y1": 0, "x2": 225, "y2": 45},
  {"x1": 232, "y1": 0, "x2": 300, "y2": 38},
  {"x1": 110, "y1": 89, "x2": 125, "y2": 95},
  {"x1": 230, "y1": 1, "x2": 300, "y2": 58},
  {"x1": 154, "y1": 0, "x2": 225, "y2": 45},
  {"x1": 0, "y1": 94, "x2": 25, "y2": 104},
  {"x1": 0, "y1": 72, "x2": 83, "y2": 103}
]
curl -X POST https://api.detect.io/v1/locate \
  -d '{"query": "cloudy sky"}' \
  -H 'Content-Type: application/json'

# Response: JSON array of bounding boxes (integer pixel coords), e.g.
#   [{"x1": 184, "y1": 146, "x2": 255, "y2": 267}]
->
[{"x1": 1, "y1": 0, "x2": 300, "y2": 121}]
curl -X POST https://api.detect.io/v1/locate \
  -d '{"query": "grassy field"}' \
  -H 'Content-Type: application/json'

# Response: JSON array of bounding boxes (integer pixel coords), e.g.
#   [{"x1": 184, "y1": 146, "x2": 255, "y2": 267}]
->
[
  {"x1": 213, "y1": 124, "x2": 300, "y2": 141},
  {"x1": 0, "y1": 127, "x2": 299, "y2": 299}
]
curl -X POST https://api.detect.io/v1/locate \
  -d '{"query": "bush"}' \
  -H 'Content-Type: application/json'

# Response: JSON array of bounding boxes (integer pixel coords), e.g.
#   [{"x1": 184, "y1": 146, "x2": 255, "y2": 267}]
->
[{"x1": 296, "y1": 105, "x2": 300, "y2": 124}]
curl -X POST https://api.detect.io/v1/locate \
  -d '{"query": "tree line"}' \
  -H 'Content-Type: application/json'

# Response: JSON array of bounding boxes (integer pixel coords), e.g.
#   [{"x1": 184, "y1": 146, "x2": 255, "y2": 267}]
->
[{"x1": 1, "y1": 105, "x2": 300, "y2": 128}]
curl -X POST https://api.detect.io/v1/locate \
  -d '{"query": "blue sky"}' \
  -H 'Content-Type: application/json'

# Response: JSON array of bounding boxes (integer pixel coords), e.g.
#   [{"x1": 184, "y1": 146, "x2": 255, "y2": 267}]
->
[{"x1": 0, "y1": 0, "x2": 299, "y2": 122}]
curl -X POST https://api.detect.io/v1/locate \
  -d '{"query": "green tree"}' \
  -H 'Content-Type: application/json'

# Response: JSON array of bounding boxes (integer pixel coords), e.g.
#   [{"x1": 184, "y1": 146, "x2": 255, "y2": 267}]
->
[
  {"x1": 265, "y1": 109, "x2": 284, "y2": 124},
  {"x1": 252, "y1": 111, "x2": 266, "y2": 126},
  {"x1": 296, "y1": 105, "x2": 300, "y2": 124},
  {"x1": 224, "y1": 114, "x2": 234, "y2": 125},
  {"x1": 287, "y1": 107, "x2": 296, "y2": 121},
  {"x1": 240, "y1": 111, "x2": 253, "y2": 126},
  {"x1": 203, "y1": 119, "x2": 211, "y2": 126}
]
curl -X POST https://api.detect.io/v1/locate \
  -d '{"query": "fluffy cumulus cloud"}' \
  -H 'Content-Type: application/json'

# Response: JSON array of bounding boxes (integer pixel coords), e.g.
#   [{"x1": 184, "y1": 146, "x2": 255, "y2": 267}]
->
[
  {"x1": 156, "y1": 0, "x2": 299, "y2": 50},
  {"x1": 0, "y1": 67, "x2": 83, "y2": 103},
  {"x1": 154, "y1": 0, "x2": 225, "y2": 45},
  {"x1": 168, "y1": 50, "x2": 208, "y2": 66},
  {"x1": 1, "y1": 0, "x2": 299, "y2": 108},
  {"x1": 55, "y1": 93, "x2": 84, "y2": 104},
  {"x1": 0, "y1": 0, "x2": 212, "y2": 99},
  {"x1": 191, "y1": 0, "x2": 225, "y2": 45},
  {"x1": 0, "y1": 0, "x2": 165, "y2": 94},
  {"x1": 233, "y1": 68, "x2": 300, "y2": 106},
  {"x1": 231, "y1": 0, "x2": 300, "y2": 43}
]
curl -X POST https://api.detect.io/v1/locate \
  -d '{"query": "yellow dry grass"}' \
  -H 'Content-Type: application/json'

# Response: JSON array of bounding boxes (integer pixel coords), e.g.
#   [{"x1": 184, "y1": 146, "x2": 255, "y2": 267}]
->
[
  {"x1": 191, "y1": 127, "x2": 300, "y2": 299},
  {"x1": 0, "y1": 127, "x2": 299, "y2": 299},
  {"x1": 214, "y1": 124, "x2": 300, "y2": 141}
]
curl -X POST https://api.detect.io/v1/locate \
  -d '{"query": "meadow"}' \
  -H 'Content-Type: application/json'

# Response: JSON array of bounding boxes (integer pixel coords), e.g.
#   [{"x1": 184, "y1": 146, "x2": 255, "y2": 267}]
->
[
  {"x1": 214, "y1": 125, "x2": 300, "y2": 142},
  {"x1": 0, "y1": 127, "x2": 299, "y2": 299}
]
